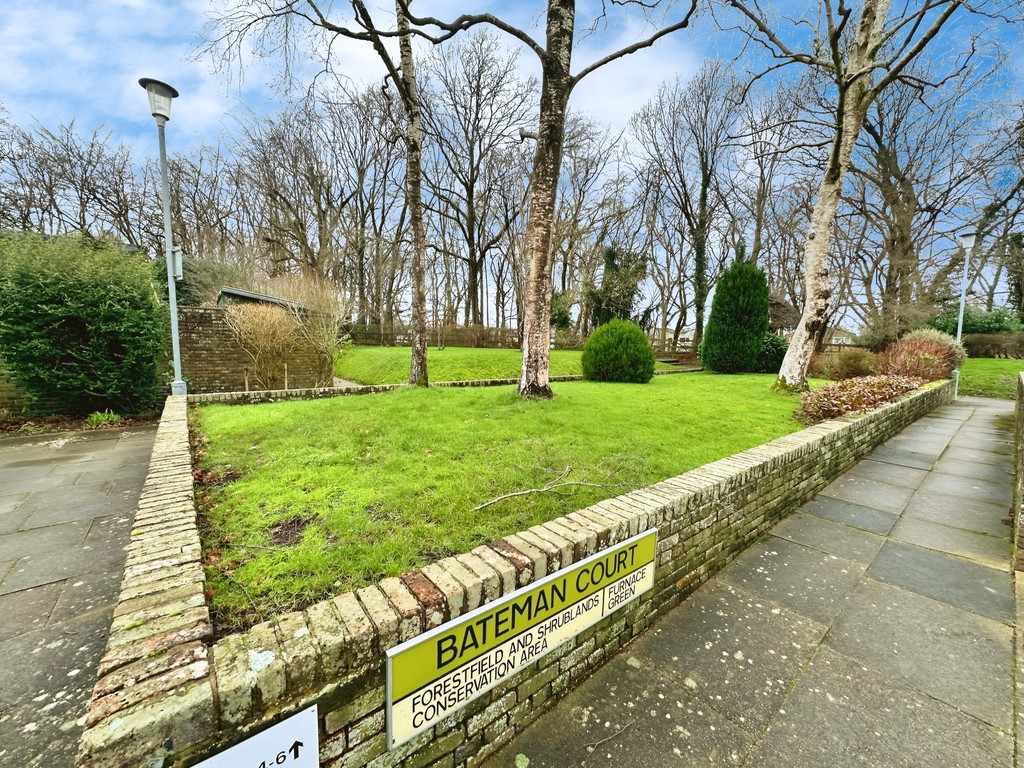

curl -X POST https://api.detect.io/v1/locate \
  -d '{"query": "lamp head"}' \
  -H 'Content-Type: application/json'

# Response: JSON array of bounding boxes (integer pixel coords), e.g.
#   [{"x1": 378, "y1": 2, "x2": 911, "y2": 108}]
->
[
  {"x1": 139, "y1": 78, "x2": 179, "y2": 123},
  {"x1": 960, "y1": 230, "x2": 978, "y2": 251}
]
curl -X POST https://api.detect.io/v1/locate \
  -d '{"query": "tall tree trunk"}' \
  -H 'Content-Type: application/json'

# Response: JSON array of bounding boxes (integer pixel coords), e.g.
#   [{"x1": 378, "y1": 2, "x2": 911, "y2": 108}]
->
[
  {"x1": 519, "y1": 1, "x2": 574, "y2": 398},
  {"x1": 398, "y1": 1, "x2": 429, "y2": 386},
  {"x1": 775, "y1": 0, "x2": 888, "y2": 390}
]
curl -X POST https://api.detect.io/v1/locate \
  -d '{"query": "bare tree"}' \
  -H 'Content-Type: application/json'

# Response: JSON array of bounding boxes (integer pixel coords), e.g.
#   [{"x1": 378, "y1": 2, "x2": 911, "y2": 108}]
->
[
  {"x1": 399, "y1": 1, "x2": 698, "y2": 396},
  {"x1": 721, "y1": 0, "x2": 1016, "y2": 389},
  {"x1": 206, "y1": 0, "x2": 430, "y2": 385},
  {"x1": 421, "y1": 30, "x2": 536, "y2": 328},
  {"x1": 0, "y1": 120, "x2": 150, "y2": 245},
  {"x1": 838, "y1": 57, "x2": 1006, "y2": 345},
  {"x1": 631, "y1": 61, "x2": 743, "y2": 351}
]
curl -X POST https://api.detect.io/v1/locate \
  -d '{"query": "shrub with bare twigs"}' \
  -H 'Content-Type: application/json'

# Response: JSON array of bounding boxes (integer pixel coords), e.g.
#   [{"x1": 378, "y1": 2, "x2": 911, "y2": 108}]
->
[{"x1": 223, "y1": 304, "x2": 302, "y2": 390}]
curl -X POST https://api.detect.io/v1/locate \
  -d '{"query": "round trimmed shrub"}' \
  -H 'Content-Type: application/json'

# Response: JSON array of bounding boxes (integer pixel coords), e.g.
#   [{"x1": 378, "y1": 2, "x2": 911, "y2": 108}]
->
[
  {"x1": 0, "y1": 234, "x2": 165, "y2": 415},
  {"x1": 876, "y1": 329, "x2": 964, "y2": 381},
  {"x1": 755, "y1": 333, "x2": 788, "y2": 373},
  {"x1": 699, "y1": 257, "x2": 770, "y2": 373},
  {"x1": 903, "y1": 328, "x2": 966, "y2": 368},
  {"x1": 581, "y1": 319, "x2": 655, "y2": 383}
]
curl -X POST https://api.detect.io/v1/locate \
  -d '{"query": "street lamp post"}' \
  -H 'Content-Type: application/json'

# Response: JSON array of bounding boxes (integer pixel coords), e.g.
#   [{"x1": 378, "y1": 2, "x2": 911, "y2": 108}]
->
[
  {"x1": 139, "y1": 78, "x2": 186, "y2": 396},
  {"x1": 956, "y1": 230, "x2": 977, "y2": 345},
  {"x1": 953, "y1": 230, "x2": 977, "y2": 400}
]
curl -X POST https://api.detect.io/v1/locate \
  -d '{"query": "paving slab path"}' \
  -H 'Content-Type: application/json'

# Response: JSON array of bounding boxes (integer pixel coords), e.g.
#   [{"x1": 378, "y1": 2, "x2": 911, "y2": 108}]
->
[
  {"x1": 0, "y1": 426, "x2": 156, "y2": 768},
  {"x1": 488, "y1": 396, "x2": 1018, "y2": 768}
]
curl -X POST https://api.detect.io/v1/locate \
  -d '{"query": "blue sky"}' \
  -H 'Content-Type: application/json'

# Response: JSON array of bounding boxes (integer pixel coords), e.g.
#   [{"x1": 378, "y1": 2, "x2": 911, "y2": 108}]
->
[
  {"x1": 0, "y1": 0, "x2": 705, "y2": 158},
  {"x1": 1, "y1": 1, "x2": 1020, "y2": 160}
]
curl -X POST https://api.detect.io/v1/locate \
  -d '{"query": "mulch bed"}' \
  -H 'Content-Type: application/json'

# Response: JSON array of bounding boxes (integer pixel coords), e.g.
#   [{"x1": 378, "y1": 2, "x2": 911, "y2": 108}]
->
[{"x1": 0, "y1": 411, "x2": 159, "y2": 437}]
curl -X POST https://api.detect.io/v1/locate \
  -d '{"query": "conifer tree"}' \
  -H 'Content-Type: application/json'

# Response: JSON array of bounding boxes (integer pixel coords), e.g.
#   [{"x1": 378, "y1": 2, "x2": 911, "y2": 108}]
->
[{"x1": 699, "y1": 247, "x2": 769, "y2": 373}]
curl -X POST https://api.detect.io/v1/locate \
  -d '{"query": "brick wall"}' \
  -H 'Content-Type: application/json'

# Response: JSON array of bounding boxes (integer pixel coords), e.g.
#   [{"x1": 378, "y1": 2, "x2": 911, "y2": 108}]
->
[
  {"x1": 77, "y1": 380, "x2": 955, "y2": 768},
  {"x1": 1015, "y1": 375, "x2": 1024, "y2": 570},
  {"x1": 179, "y1": 306, "x2": 329, "y2": 394},
  {"x1": 0, "y1": 367, "x2": 25, "y2": 414}
]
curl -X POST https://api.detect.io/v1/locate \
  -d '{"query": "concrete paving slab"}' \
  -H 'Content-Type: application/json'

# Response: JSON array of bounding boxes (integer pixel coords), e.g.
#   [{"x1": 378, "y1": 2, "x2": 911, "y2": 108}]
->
[
  {"x1": 0, "y1": 582, "x2": 64, "y2": 641},
  {"x1": 857, "y1": 446, "x2": 935, "y2": 470},
  {"x1": 876, "y1": 433, "x2": 950, "y2": 460},
  {"x1": 0, "y1": 471, "x2": 88, "y2": 495},
  {"x1": 718, "y1": 538, "x2": 865, "y2": 624},
  {"x1": 942, "y1": 445, "x2": 1017, "y2": 465},
  {"x1": 0, "y1": 496, "x2": 32, "y2": 535},
  {"x1": 0, "y1": 694, "x2": 88, "y2": 768},
  {"x1": 0, "y1": 609, "x2": 113, "y2": 768},
  {"x1": 19, "y1": 488, "x2": 124, "y2": 529},
  {"x1": 931, "y1": 457, "x2": 1013, "y2": 485},
  {"x1": 896, "y1": 420, "x2": 962, "y2": 437},
  {"x1": 889, "y1": 516, "x2": 1011, "y2": 570},
  {"x1": 485, "y1": 654, "x2": 752, "y2": 768},
  {"x1": 744, "y1": 648, "x2": 1012, "y2": 768},
  {"x1": 0, "y1": 532, "x2": 130, "y2": 595},
  {"x1": 48, "y1": 568, "x2": 124, "y2": 626},
  {"x1": 927, "y1": 405, "x2": 972, "y2": 422},
  {"x1": 902, "y1": 490, "x2": 1010, "y2": 537},
  {"x1": 0, "y1": 608, "x2": 113, "y2": 709},
  {"x1": 0, "y1": 425, "x2": 154, "y2": 767},
  {"x1": 818, "y1": 475, "x2": 916, "y2": 515},
  {"x1": 843, "y1": 459, "x2": 928, "y2": 490},
  {"x1": 768, "y1": 512, "x2": 886, "y2": 564},
  {"x1": 917, "y1": 472, "x2": 1012, "y2": 507},
  {"x1": 45, "y1": 457, "x2": 126, "y2": 478},
  {"x1": 801, "y1": 496, "x2": 899, "y2": 535},
  {"x1": 0, "y1": 520, "x2": 89, "y2": 564},
  {"x1": 867, "y1": 541, "x2": 1013, "y2": 625},
  {"x1": 947, "y1": 434, "x2": 1013, "y2": 456},
  {"x1": 826, "y1": 579, "x2": 1012, "y2": 729},
  {"x1": 629, "y1": 581, "x2": 826, "y2": 732}
]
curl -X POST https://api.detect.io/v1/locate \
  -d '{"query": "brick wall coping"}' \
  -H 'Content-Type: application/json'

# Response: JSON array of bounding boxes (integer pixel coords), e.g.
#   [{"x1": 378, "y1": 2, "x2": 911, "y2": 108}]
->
[{"x1": 79, "y1": 379, "x2": 954, "y2": 768}]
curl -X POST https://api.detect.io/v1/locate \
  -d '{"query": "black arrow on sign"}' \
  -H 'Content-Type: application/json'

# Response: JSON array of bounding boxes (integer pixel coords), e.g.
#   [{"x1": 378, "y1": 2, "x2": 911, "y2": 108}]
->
[{"x1": 289, "y1": 741, "x2": 302, "y2": 760}]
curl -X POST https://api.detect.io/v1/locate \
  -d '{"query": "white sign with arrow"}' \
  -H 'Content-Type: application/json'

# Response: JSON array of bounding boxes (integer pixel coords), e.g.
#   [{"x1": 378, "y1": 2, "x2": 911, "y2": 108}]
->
[{"x1": 193, "y1": 704, "x2": 318, "y2": 768}]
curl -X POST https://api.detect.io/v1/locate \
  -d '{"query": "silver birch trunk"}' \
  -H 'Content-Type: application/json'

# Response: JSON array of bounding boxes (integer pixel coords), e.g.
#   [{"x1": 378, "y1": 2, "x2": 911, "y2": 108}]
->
[
  {"x1": 518, "y1": 1, "x2": 574, "y2": 398},
  {"x1": 775, "y1": 0, "x2": 890, "y2": 389},
  {"x1": 398, "y1": 1, "x2": 429, "y2": 386}
]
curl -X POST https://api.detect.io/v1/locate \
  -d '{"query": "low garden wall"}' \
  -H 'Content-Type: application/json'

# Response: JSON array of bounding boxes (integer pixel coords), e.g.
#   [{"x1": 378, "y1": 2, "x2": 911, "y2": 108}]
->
[
  {"x1": 78, "y1": 379, "x2": 955, "y2": 768},
  {"x1": 1014, "y1": 374, "x2": 1024, "y2": 570}
]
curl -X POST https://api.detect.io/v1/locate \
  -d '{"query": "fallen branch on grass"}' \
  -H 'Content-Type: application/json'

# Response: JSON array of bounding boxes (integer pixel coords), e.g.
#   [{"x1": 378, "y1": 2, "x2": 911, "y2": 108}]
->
[{"x1": 470, "y1": 466, "x2": 633, "y2": 512}]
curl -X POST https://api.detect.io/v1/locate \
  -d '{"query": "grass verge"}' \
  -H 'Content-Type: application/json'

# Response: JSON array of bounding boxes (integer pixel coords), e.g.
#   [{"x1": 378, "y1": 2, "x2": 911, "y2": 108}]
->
[
  {"x1": 334, "y1": 345, "x2": 677, "y2": 384},
  {"x1": 193, "y1": 374, "x2": 803, "y2": 631},
  {"x1": 957, "y1": 358, "x2": 1023, "y2": 399}
]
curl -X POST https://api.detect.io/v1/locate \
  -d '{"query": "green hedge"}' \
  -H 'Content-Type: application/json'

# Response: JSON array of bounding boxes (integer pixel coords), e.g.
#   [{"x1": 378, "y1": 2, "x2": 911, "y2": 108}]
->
[{"x1": 0, "y1": 234, "x2": 166, "y2": 415}]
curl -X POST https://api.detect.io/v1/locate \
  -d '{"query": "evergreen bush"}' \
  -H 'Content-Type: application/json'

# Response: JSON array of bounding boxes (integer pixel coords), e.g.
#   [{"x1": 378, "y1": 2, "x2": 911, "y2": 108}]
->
[
  {"x1": 755, "y1": 333, "x2": 788, "y2": 373},
  {"x1": 0, "y1": 234, "x2": 165, "y2": 415},
  {"x1": 581, "y1": 319, "x2": 655, "y2": 383},
  {"x1": 699, "y1": 257, "x2": 770, "y2": 373},
  {"x1": 930, "y1": 307, "x2": 1023, "y2": 336}
]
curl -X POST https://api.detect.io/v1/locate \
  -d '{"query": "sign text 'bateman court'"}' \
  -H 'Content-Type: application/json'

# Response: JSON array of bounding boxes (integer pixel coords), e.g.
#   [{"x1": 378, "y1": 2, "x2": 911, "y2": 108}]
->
[{"x1": 386, "y1": 529, "x2": 657, "y2": 748}]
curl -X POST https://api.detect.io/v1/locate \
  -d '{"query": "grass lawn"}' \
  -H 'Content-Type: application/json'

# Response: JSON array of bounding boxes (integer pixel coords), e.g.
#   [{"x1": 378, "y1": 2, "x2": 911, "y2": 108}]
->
[
  {"x1": 193, "y1": 373, "x2": 804, "y2": 630},
  {"x1": 334, "y1": 345, "x2": 677, "y2": 384},
  {"x1": 958, "y1": 358, "x2": 1024, "y2": 399}
]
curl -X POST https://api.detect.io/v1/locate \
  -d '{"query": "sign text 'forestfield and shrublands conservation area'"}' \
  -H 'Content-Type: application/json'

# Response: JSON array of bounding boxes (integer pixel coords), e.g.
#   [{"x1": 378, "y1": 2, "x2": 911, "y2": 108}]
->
[{"x1": 386, "y1": 530, "x2": 657, "y2": 747}]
